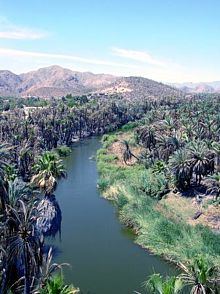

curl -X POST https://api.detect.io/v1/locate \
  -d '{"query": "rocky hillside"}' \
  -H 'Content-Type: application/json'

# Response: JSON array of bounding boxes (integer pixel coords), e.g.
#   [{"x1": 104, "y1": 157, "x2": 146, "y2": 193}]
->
[
  {"x1": 96, "y1": 76, "x2": 182, "y2": 100},
  {"x1": 0, "y1": 65, "x2": 182, "y2": 99},
  {"x1": 0, "y1": 70, "x2": 23, "y2": 96},
  {"x1": 0, "y1": 65, "x2": 117, "y2": 98}
]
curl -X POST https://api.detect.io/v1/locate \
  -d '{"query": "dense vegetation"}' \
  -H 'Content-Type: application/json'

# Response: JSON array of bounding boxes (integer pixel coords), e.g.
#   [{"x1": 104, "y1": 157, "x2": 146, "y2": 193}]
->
[
  {"x1": 0, "y1": 92, "x2": 185, "y2": 293},
  {"x1": 97, "y1": 97, "x2": 220, "y2": 293},
  {"x1": 0, "y1": 91, "x2": 220, "y2": 293}
]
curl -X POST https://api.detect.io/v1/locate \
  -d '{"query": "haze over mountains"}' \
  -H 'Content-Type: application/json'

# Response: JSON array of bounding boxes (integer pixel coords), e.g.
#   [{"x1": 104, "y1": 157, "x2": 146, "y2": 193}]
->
[
  {"x1": 0, "y1": 65, "x2": 183, "y2": 99},
  {"x1": 1, "y1": 65, "x2": 218, "y2": 99},
  {"x1": 171, "y1": 81, "x2": 220, "y2": 93}
]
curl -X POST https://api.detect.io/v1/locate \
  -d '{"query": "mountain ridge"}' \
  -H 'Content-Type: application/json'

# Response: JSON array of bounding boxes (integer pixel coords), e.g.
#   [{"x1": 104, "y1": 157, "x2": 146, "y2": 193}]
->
[{"x1": 0, "y1": 65, "x2": 182, "y2": 99}]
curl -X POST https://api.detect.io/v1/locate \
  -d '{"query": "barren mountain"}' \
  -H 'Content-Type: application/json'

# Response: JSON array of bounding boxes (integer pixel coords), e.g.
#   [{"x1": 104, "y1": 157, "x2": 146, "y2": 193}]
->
[
  {"x1": 0, "y1": 65, "x2": 182, "y2": 99},
  {"x1": 0, "y1": 70, "x2": 23, "y2": 96}
]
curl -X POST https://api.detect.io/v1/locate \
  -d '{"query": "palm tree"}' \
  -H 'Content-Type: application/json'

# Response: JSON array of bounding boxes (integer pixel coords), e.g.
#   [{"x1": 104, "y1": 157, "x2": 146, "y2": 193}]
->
[
  {"x1": 144, "y1": 273, "x2": 183, "y2": 294},
  {"x1": 7, "y1": 177, "x2": 38, "y2": 207},
  {"x1": 179, "y1": 256, "x2": 219, "y2": 294},
  {"x1": 0, "y1": 143, "x2": 13, "y2": 213},
  {"x1": 169, "y1": 148, "x2": 192, "y2": 190},
  {"x1": 1, "y1": 200, "x2": 43, "y2": 294},
  {"x1": 18, "y1": 142, "x2": 33, "y2": 180},
  {"x1": 31, "y1": 151, "x2": 66, "y2": 196},
  {"x1": 211, "y1": 142, "x2": 220, "y2": 171},
  {"x1": 137, "y1": 126, "x2": 156, "y2": 151},
  {"x1": 188, "y1": 141, "x2": 213, "y2": 185},
  {"x1": 157, "y1": 135, "x2": 180, "y2": 162},
  {"x1": 206, "y1": 172, "x2": 220, "y2": 201},
  {"x1": 122, "y1": 140, "x2": 139, "y2": 165},
  {"x1": 31, "y1": 152, "x2": 66, "y2": 237}
]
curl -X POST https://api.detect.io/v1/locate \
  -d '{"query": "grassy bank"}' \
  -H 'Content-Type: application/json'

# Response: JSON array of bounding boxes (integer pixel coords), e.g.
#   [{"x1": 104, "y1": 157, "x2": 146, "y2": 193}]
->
[{"x1": 96, "y1": 132, "x2": 220, "y2": 267}]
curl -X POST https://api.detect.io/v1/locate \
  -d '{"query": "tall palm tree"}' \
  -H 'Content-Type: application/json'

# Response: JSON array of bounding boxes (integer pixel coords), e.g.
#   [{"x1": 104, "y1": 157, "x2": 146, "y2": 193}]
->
[
  {"x1": 31, "y1": 151, "x2": 66, "y2": 196},
  {"x1": 211, "y1": 142, "x2": 220, "y2": 172},
  {"x1": 169, "y1": 148, "x2": 192, "y2": 190},
  {"x1": 122, "y1": 140, "x2": 139, "y2": 165},
  {"x1": 207, "y1": 172, "x2": 220, "y2": 201},
  {"x1": 18, "y1": 142, "x2": 33, "y2": 180},
  {"x1": 188, "y1": 141, "x2": 212, "y2": 185},
  {"x1": 137, "y1": 127, "x2": 156, "y2": 151},
  {"x1": 0, "y1": 143, "x2": 13, "y2": 213},
  {"x1": 31, "y1": 152, "x2": 66, "y2": 237},
  {"x1": 1, "y1": 200, "x2": 43, "y2": 294}
]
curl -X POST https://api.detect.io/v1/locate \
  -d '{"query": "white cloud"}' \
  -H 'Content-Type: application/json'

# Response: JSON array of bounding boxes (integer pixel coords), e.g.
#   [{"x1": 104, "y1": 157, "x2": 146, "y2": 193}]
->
[
  {"x1": 0, "y1": 46, "x2": 218, "y2": 83},
  {"x1": 112, "y1": 47, "x2": 165, "y2": 66},
  {"x1": 111, "y1": 48, "x2": 219, "y2": 82},
  {"x1": 0, "y1": 17, "x2": 47, "y2": 40},
  {"x1": 0, "y1": 47, "x2": 138, "y2": 68},
  {"x1": 0, "y1": 30, "x2": 46, "y2": 40}
]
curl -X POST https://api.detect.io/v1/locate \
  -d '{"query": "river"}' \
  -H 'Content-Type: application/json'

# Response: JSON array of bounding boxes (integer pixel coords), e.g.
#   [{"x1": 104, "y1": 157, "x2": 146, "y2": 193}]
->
[{"x1": 52, "y1": 137, "x2": 177, "y2": 294}]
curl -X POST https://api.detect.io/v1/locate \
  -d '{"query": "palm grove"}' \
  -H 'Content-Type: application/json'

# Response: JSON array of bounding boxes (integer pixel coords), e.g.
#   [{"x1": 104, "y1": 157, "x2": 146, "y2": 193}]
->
[
  {"x1": 0, "y1": 90, "x2": 219, "y2": 293},
  {"x1": 97, "y1": 95, "x2": 220, "y2": 293}
]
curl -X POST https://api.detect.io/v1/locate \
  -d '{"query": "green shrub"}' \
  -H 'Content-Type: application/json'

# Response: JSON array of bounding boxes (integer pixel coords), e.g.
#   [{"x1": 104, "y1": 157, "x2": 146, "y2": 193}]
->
[
  {"x1": 133, "y1": 169, "x2": 167, "y2": 199},
  {"x1": 96, "y1": 148, "x2": 107, "y2": 156},
  {"x1": 117, "y1": 192, "x2": 129, "y2": 210},
  {"x1": 97, "y1": 178, "x2": 109, "y2": 192},
  {"x1": 121, "y1": 121, "x2": 139, "y2": 131},
  {"x1": 101, "y1": 134, "x2": 118, "y2": 148},
  {"x1": 97, "y1": 153, "x2": 118, "y2": 163},
  {"x1": 55, "y1": 145, "x2": 71, "y2": 157}
]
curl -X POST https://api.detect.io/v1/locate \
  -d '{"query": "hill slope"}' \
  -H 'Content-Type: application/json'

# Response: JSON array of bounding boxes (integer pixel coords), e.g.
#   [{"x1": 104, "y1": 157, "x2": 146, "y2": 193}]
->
[
  {"x1": 97, "y1": 76, "x2": 182, "y2": 100},
  {"x1": 0, "y1": 65, "x2": 182, "y2": 99}
]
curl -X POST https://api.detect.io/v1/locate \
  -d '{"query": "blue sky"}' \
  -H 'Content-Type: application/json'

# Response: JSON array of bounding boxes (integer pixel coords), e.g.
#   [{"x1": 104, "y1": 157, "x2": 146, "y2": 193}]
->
[{"x1": 0, "y1": 0, "x2": 220, "y2": 82}]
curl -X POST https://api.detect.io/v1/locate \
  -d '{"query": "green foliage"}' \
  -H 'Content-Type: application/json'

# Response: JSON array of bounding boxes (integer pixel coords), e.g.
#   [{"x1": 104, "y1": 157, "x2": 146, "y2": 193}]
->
[
  {"x1": 97, "y1": 152, "x2": 118, "y2": 163},
  {"x1": 145, "y1": 274, "x2": 183, "y2": 294},
  {"x1": 137, "y1": 211, "x2": 220, "y2": 265},
  {"x1": 55, "y1": 145, "x2": 72, "y2": 157},
  {"x1": 31, "y1": 151, "x2": 66, "y2": 194},
  {"x1": 120, "y1": 121, "x2": 139, "y2": 131},
  {"x1": 96, "y1": 148, "x2": 107, "y2": 156},
  {"x1": 64, "y1": 94, "x2": 89, "y2": 107},
  {"x1": 151, "y1": 160, "x2": 167, "y2": 174},
  {"x1": 39, "y1": 274, "x2": 79, "y2": 294},
  {"x1": 116, "y1": 191, "x2": 129, "y2": 210},
  {"x1": 145, "y1": 255, "x2": 220, "y2": 293},
  {"x1": 179, "y1": 256, "x2": 219, "y2": 293},
  {"x1": 101, "y1": 134, "x2": 118, "y2": 148},
  {"x1": 97, "y1": 130, "x2": 220, "y2": 268},
  {"x1": 4, "y1": 164, "x2": 17, "y2": 182},
  {"x1": 97, "y1": 178, "x2": 110, "y2": 192},
  {"x1": 134, "y1": 169, "x2": 167, "y2": 199},
  {"x1": 0, "y1": 96, "x2": 48, "y2": 110}
]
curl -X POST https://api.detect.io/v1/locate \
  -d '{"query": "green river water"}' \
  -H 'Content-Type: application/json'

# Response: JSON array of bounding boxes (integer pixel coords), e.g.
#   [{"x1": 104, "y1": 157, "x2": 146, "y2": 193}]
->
[{"x1": 52, "y1": 137, "x2": 177, "y2": 294}]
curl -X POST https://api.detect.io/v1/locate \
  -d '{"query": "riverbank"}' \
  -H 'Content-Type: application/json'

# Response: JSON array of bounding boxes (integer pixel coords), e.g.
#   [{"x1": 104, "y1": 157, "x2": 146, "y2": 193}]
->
[
  {"x1": 54, "y1": 137, "x2": 177, "y2": 294},
  {"x1": 96, "y1": 130, "x2": 220, "y2": 268}
]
